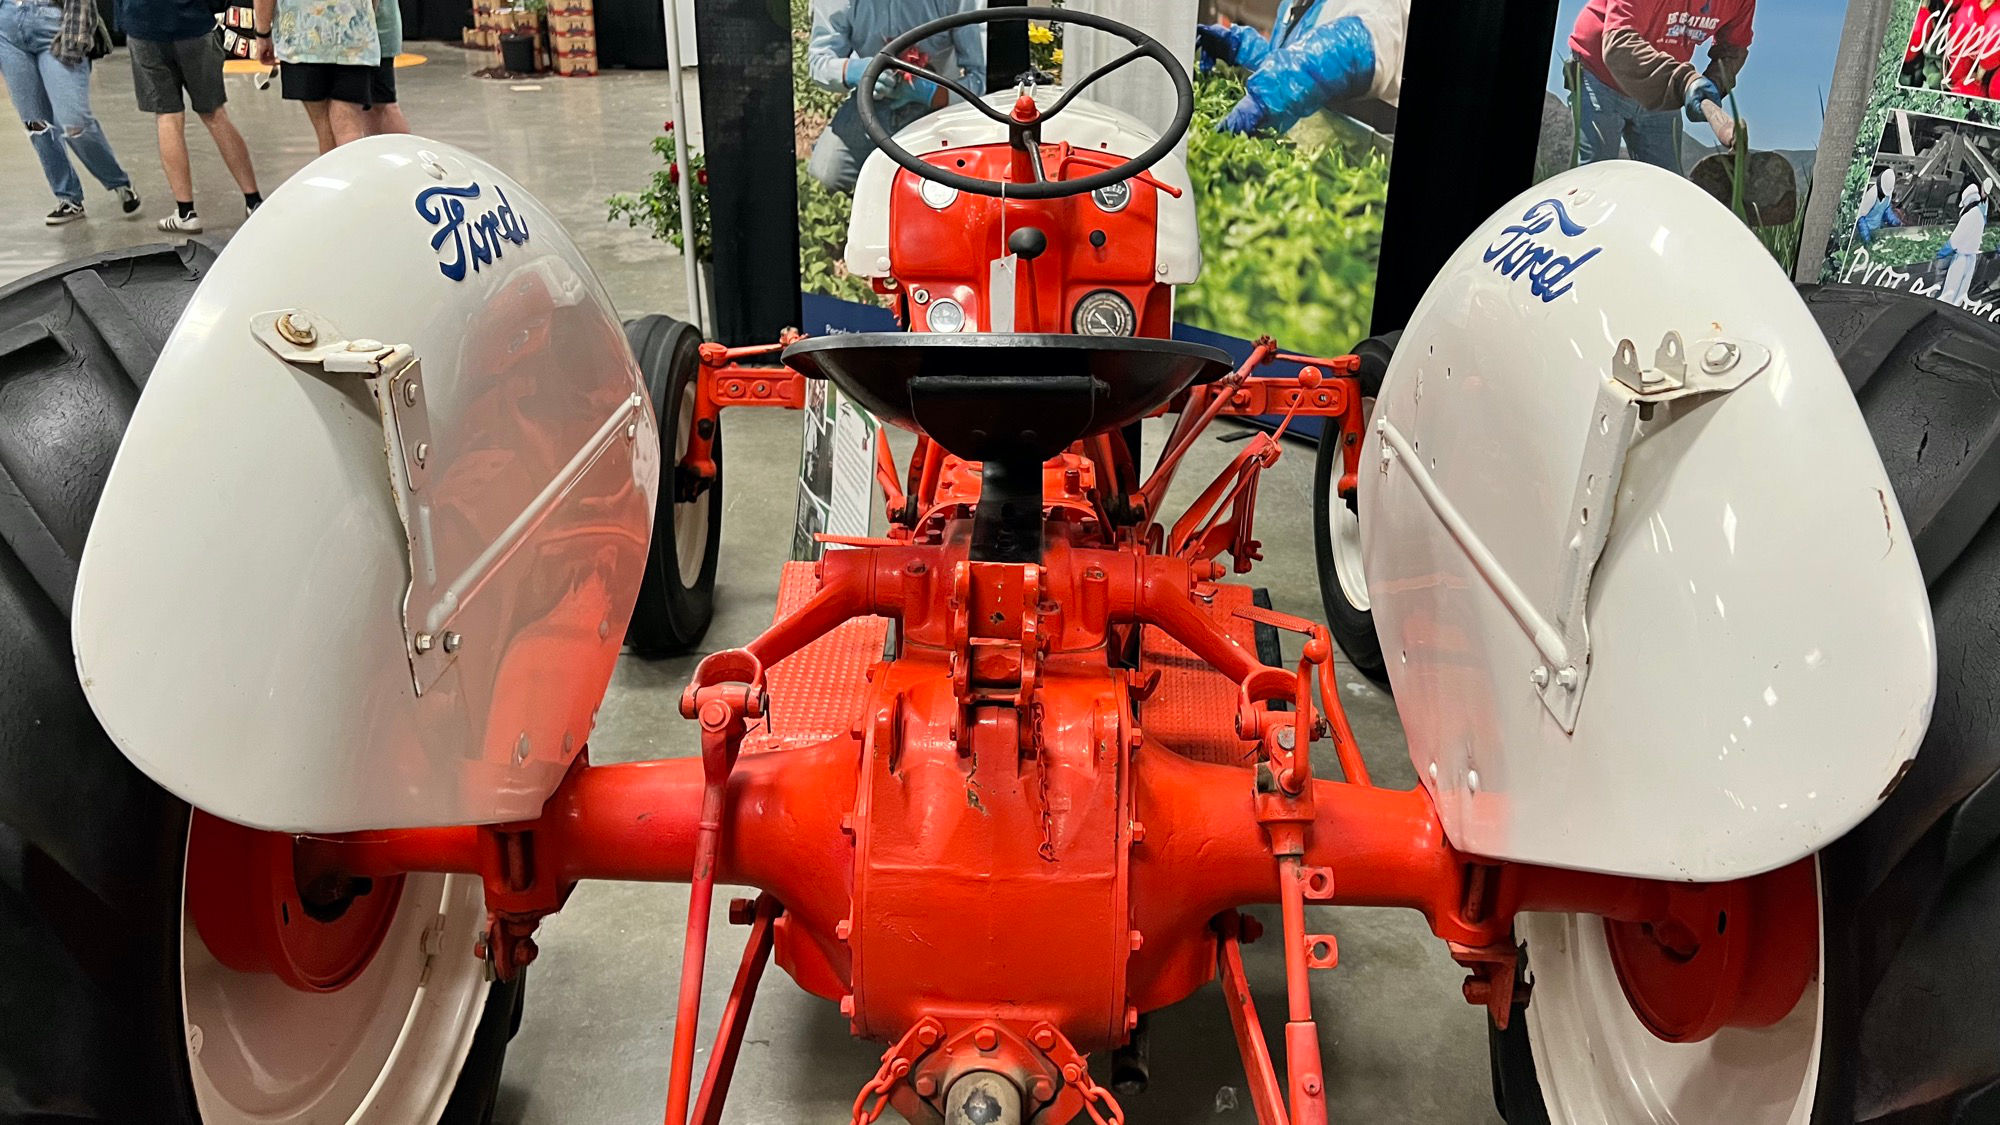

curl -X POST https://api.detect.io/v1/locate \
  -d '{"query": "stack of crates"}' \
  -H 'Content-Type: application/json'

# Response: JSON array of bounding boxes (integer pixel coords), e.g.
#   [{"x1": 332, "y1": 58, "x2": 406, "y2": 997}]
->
[
  {"x1": 467, "y1": 2, "x2": 547, "y2": 71},
  {"x1": 548, "y1": 0, "x2": 597, "y2": 77}
]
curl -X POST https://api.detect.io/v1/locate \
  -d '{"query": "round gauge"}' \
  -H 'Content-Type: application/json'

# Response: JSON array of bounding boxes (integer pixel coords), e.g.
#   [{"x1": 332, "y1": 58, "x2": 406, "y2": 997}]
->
[
  {"x1": 926, "y1": 297, "x2": 968, "y2": 333},
  {"x1": 1091, "y1": 180, "x2": 1132, "y2": 213},
  {"x1": 919, "y1": 178, "x2": 959, "y2": 210},
  {"x1": 1073, "y1": 290, "x2": 1136, "y2": 337}
]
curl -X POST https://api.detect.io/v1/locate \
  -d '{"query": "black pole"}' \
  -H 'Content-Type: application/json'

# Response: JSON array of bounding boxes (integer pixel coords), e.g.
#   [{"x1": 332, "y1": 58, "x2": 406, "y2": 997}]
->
[
  {"x1": 1372, "y1": 0, "x2": 1561, "y2": 336},
  {"x1": 692, "y1": 0, "x2": 802, "y2": 345},
  {"x1": 986, "y1": 0, "x2": 1030, "y2": 90}
]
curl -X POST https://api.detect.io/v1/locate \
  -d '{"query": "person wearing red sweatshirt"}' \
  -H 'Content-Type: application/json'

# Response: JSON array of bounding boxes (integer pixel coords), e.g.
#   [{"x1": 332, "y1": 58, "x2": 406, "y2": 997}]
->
[{"x1": 1568, "y1": 0, "x2": 1754, "y2": 171}]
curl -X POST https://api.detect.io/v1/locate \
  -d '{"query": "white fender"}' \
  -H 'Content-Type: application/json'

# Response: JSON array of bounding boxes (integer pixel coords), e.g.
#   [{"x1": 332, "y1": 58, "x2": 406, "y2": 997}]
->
[
  {"x1": 72, "y1": 136, "x2": 659, "y2": 833},
  {"x1": 1363, "y1": 161, "x2": 1936, "y2": 881}
]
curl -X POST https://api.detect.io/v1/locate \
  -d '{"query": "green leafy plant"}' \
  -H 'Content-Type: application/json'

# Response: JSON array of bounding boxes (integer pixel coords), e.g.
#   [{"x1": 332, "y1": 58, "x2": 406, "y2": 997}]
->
[
  {"x1": 1176, "y1": 69, "x2": 1389, "y2": 356},
  {"x1": 606, "y1": 121, "x2": 712, "y2": 262}
]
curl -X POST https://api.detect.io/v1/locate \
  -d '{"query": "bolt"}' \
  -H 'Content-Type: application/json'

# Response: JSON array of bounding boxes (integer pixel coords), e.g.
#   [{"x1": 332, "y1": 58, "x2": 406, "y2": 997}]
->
[
  {"x1": 187, "y1": 1023, "x2": 204, "y2": 1055},
  {"x1": 349, "y1": 338, "x2": 383, "y2": 352},
  {"x1": 402, "y1": 380, "x2": 420, "y2": 407},
  {"x1": 1557, "y1": 667, "x2": 1579, "y2": 690},
  {"x1": 835, "y1": 918, "x2": 852, "y2": 941},
  {"x1": 514, "y1": 733, "x2": 532, "y2": 762},
  {"x1": 1030, "y1": 1077, "x2": 1055, "y2": 1102},
  {"x1": 1530, "y1": 665, "x2": 1550, "y2": 687},
  {"x1": 753, "y1": 382, "x2": 770, "y2": 396},
  {"x1": 414, "y1": 632, "x2": 434, "y2": 653},
  {"x1": 1063, "y1": 1063, "x2": 1082, "y2": 1082},
  {"x1": 914, "y1": 1075, "x2": 939, "y2": 1098},
  {"x1": 415, "y1": 441, "x2": 430, "y2": 466},
  {"x1": 1128, "y1": 929, "x2": 1144, "y2": 952},
  {"x1": 1302, "y1": 1074, "x2": 1322, "y2": 1096},
  {"x1": 1702, "y1": 341, "x2": 1741, "y2": 374},
  {"x1": 1033, "y1": 1028, "x2": 1057, "y2": 1050},
  {"x1": 974, "y1": 1027, "x2": 999, "y2": 1051},
  {"x1": 917, "y1": 1024, "x2": 940, "y2": 1046},
  {"x1": 1275, "y1": 725, "x2": 1296, "y2": 751},
  {"x1": 840, "y1": 995, "x2": 855, "y2": 1017},
  {"x1": 1129, "y1": 820, "x2": 1146, "y2": 844},
  {"x1": 276, "y1": 312, "x2": 317, "y2": 347},
  {"x1": 625, "y1": 421, "x2": 638, "y2": 440},
  {"x1": 442, "y1": 631, "x2": 461, "y2": 653}
]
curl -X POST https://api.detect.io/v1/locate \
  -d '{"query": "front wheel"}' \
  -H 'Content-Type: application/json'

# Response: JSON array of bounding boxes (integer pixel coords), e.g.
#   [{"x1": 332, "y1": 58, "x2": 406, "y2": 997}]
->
[
  {"x1": 625, "y1": 314, "x2": 723, "y2": 657},
  {"x1": 1312, "y1": 331, "x2": 1397, "y2": 690}
]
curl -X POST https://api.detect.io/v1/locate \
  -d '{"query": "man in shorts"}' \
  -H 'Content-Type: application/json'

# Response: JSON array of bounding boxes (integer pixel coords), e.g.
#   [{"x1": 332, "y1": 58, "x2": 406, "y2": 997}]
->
[
  {"x1": 252, "y1": 0, "x2": 379, "y2": 150},
  {"x1": 368, "y1": 0, "x2": 408, "y2": 135},
  {"x1": 122, "y1": 0, "x2": 263, "y2": 232}
]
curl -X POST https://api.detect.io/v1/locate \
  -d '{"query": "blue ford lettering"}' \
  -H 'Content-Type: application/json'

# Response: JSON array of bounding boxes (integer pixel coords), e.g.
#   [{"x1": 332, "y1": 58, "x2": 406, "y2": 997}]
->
[
  {"x1": 416, "y1": 182, "x2": 530, "y2": 282},
  {"x1": 1483, "y1": 199, "x2": 1600, "y2": 303}
]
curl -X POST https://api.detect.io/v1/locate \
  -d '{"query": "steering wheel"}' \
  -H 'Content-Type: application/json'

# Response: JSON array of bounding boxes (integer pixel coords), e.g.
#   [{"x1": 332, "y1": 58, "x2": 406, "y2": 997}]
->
[{"x1": 855, "y1": 6, "x2": 1194, "y2": 201}]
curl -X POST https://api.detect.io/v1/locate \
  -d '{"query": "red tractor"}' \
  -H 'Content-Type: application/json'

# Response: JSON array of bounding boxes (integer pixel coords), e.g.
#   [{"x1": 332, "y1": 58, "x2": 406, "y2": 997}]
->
[{"x1": 4, "y1": 8, "x2": 1998, "y2": 1125}]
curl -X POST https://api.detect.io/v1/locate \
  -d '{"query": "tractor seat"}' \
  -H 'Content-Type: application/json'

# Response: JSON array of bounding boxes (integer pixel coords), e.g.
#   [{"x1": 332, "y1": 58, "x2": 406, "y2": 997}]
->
[{"x1": 783, "y1": 334, "x2": 1231, "y2": 463}]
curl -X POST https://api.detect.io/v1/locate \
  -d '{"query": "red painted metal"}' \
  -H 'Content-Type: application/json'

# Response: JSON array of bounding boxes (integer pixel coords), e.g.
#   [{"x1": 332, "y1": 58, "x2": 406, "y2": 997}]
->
[
  {"x1": 184, "y1": 810, "x2": 402, "y2": 994},
  {"x1": 690, "y1": 896, "x2": 782, "y2": 1125}
]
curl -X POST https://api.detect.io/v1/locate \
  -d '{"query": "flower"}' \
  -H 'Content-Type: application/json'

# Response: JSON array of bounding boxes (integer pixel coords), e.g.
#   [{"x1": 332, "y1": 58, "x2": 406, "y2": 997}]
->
[
  {"x1": 663, "y1": 119, "x2": 675, "y2": 132},
  {"x1": 1051, "y1": 48, "x2": 1062, "y2": 65},
  {"x1": 697, "y1": 168, "x2": 708, "y2": 186},
  {"x1": 668, "y1": 162, "x2": 680, "y2": 182},
  {"x1": 1028, "y1": 23, "x2": 1053, "y2": 44}
]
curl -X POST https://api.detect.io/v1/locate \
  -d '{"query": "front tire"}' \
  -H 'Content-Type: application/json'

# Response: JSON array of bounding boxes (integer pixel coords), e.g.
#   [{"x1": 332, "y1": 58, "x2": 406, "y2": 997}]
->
[
  {"x1": 1492, "y1": 285, "x2": 2000, "y2": 1123},
  {"x1": 1312, "y1": 332, "x2": 1397, "y2": 690},
  {"x1": 0, "y1": 245, "x2": 521, "y2": 1122},
  {"x1": 625, "y1": 314, "x2": 723, "y2": 657}
]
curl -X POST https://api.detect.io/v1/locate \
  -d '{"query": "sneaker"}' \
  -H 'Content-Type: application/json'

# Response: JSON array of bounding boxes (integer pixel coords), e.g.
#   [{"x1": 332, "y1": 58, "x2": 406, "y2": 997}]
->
[
  {"x1": 158, "y1": 211, "x2": 203, "y2": 233},
  {"x1": 115, "y1": 186, "x2": 141, "y2": 216},
  {"x1": 44, "y1": 201, "x2": 84, "y2": 225}
]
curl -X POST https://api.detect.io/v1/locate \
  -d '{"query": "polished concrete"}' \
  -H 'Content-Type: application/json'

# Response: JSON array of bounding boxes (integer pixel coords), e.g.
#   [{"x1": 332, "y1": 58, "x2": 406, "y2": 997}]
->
[{"x1": 0, "y1": 49, "x2": 1501, "y2": 1124}]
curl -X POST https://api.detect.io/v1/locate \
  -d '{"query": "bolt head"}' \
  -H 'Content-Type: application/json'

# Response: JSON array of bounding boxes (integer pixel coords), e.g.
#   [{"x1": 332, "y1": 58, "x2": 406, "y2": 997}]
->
[
  {"x1": 442, "y1": 631, "x2": 461, "y2": 653},
  {"x1": 415, "y1": 441, "x2": 430, "y2": 466},
  {"x1": 1275, "y1": 725, "x2": 1296, "y2": 750},
  {"x1": 1702, "y1": 341, "x2": 1741, "y2": 373},
  {"x1": 914, "y1": 1075, "x2": 938, "y2": 1097},
  {"x1": 1530, "y1": 665, "x2": 1550, "y2": 687},
  {"x1": 1557, "y1": 666, "x2": 1579, "y2": 690},
  {"x1": 276, "y1": 312, "x2": 317, "y2": 347},
  {"x1": 402, "y1": 381, "x2": 420, "y2": 407},
  {"x1": 414, "y1": 632, "x2": 434, "y2": 653},
  {"x1": 1033, "y1": 1027, "x2": 1057, "y2": 1049},
  {"x1": 974, "y1": 1027, "x2": 999, "y2": 1051},
  {"x1": 1030, "y1": 1077, "x2": 1055, "y2": 1101}
]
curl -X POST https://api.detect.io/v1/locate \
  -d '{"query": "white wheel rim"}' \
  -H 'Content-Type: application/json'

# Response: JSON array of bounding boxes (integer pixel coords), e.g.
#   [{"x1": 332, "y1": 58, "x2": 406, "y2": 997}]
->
[
  {"x1": 1520, "y1": 868, "x2": 1824, "y2": 1125},
  {"x1": 181, "y1": 865, "x2": 492, "y2": 1124},
  {"x1": 1329, "y1": 502, "x2": 1371, "y2": 613},
  {"x1": 673, "y1": 380, "x2": 710, "y2": 588}
]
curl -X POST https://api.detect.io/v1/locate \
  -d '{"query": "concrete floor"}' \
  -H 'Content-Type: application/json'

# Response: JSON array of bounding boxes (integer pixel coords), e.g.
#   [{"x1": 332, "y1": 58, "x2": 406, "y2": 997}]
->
[{"x1": 0, "y1": 49, "x2": 1502, "y2": 1124}]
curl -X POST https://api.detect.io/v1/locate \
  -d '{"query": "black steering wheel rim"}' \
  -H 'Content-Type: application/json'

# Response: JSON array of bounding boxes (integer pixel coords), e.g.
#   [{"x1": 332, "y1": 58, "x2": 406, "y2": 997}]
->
[{"x1": 855, "y1": 6, "x2": 1194, "y2": 201}]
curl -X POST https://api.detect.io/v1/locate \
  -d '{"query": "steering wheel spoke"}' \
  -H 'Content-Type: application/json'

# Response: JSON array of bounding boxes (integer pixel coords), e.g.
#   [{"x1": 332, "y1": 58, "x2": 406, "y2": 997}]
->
[{"x1": 853, "y1": 5, "x2": 1193, "y2": 202}]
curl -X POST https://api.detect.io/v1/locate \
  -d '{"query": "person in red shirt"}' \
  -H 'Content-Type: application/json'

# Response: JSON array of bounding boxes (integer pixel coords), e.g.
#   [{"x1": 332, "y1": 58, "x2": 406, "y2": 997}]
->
[{"x1": 1567, "y1": 0, "x2": 1755, "y2": 171}]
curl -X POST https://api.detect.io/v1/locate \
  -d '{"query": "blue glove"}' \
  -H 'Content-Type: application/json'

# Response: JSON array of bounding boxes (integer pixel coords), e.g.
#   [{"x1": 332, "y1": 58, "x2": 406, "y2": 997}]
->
[
  {"x1": 843, "y1": 57, "x2": 867, "y2": 87},
  {"x1": 1219, "y1": 95, "x2": 1267, "y2": 135},
  {"x1": 1684, "y1": 77, "x2": 1721, "y2": 120},
  {"x1": 1939, "y1": 244, "x2": 1958, "y2": 261},
  {"x1": 1243, "y1": 15, "x2": 1375, "y2": 135},
  {"x1": 896, "y1": 74, "x2": 940, "y2": 106},
  {"x1": 1196, "y1": 23, "x2": 1235, "y2": 70}
]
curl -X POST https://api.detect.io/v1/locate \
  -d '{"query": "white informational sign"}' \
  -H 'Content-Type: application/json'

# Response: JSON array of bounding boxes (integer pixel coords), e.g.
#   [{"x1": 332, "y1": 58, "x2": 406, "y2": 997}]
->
[{"x1": 792, "y1": 381, "x2": 878, "y2": 561}]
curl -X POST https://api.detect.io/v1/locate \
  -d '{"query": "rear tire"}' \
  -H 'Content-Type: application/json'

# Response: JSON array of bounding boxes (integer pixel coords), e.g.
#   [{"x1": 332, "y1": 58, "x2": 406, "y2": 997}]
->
[
  {"x1": 1491, "y1": 285, "x2": 2000, "y2": 1123},
  {"x1": 1312, "y1": 332, "x2": 1397, "y2": 690},
  {"x1": 0, "y1": 244, "x2": 521, "y2": 1122},
  {"x1": 625, "y1": 314, "x2": 723, "y2": 657}
]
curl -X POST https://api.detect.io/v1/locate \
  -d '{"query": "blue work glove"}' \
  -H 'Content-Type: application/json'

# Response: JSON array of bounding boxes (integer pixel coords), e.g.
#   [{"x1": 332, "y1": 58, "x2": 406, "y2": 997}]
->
[
  {"x1": 1683, "y1": 77, "x2": 1721, "y2": 121},
  {"x1": 1219, "y1": 95, "x2": 1267, "y2": 135},
  {"x1": 1939, "y1": 243, "x2": 1958, "y2": 261},
  {"x1": 894, "y1": 73, "x2": 940, "y2": 106},
  {"x1": 1196, "y1": 23, "x2": 1236, "y2": 70},
  {"x1": 842, "y1": 57, "x2": 900, "y2": 101}
]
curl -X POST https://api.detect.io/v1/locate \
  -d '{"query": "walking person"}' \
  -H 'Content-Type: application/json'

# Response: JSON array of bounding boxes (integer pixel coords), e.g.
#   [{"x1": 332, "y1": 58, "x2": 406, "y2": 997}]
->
[
  {"x1": 122, "y1": 0, "x2": 263, "y2": 233},
  {"x1": 1567, "y1": 0, "x2": 1755, "y2": 172},
  {"x1": 251, "y1": 0, "x2": 380, "y2": 151},
  {"x1": 0, "y1": 0, "x2": 141, "y2": 224},
  {"x1": 367, "y1": 0, "x2": 407, "y2": 135}
]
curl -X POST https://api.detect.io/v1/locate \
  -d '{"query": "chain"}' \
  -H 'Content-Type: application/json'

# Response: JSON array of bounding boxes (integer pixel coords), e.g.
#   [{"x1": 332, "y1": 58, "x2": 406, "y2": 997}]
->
[
  {"x1": 1077, "y1": 1072, "x2": 1127, "y2": 1125},
  {"x1": 849, "y1": 1023, "x2": 927, "y2": 1125}
]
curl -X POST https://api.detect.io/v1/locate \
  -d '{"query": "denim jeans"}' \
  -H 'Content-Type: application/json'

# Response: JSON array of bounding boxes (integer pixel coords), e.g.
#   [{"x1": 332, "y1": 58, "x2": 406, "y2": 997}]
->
[
  {"x1": 0, "y1": 0, "x2": 130, "y2": 204},
  {"x1": 1572, "y1": 65, "x2": 1681, "y2": 173}
]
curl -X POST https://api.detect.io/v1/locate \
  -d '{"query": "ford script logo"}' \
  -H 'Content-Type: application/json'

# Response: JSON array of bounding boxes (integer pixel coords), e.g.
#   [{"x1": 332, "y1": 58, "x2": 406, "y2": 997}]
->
[
  {"x1": 416, "y1": 182, "x2": 530, "y2": 282},
  {"x1": 1483, "y1": 199, "x2": 1600, "y2": 303}
]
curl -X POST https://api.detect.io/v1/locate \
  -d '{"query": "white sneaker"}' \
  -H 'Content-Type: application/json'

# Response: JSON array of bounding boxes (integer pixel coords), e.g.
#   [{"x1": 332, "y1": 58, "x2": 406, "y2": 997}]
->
[{"x1": 157, "y1": 211, "x2": 204, "y2": 233}]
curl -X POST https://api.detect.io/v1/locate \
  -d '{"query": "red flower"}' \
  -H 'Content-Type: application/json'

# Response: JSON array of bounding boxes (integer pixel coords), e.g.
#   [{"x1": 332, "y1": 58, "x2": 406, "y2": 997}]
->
[
  {"x1": 663, "y1": 119, "x2": 675, "y2": 132},
  {"x1": 668, "y1": 163, "x2": 680, "y2": 182},
  {"x1": 697, "y1": 168, "x2": 708, "y2": 186}
]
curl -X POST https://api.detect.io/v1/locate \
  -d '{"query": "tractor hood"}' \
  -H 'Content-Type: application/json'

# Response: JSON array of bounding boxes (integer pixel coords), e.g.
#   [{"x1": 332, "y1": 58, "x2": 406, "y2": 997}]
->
[
  {"x1": 71, "y1": 137, "x2": 658, "y2": 833},
  {"x1": 1364, "y1": 161, "x2": 1937, "y2": 881}
]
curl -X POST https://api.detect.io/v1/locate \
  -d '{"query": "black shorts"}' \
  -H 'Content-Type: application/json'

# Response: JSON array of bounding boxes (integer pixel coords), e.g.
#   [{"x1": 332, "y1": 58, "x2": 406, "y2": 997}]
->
[
  {"x1": 130, "y1": 34, "x2": 228, "y2": 116},
  {"x1": 373, "y1": 57, "x2": 397, "y2": 104},
  {"x1": 280, "y1": 60, "x2": 378, "y2": 108}
]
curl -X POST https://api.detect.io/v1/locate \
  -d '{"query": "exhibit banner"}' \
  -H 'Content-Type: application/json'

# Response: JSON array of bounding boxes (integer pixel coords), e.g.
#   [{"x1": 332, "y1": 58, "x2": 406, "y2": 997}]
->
[
  {"x1": 1820, "y1": 0, "x2": 2000, "y2": 319},
  {"x1": 1535, "y1": 0, "x2": 1846, "y2": 275},
  {"x1": 790, "y1": 0, "x2": 1409, "y2": 361}
]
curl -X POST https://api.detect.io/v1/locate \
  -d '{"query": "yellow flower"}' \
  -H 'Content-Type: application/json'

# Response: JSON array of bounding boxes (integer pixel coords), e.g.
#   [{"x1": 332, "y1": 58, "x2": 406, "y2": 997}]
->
[
  {"x1": 1028, "y1": 23, "x2": 1053, "y2": 44},
  {"x1": 1051, "y1": 48, "x2": 1062, "y2": 65}
]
